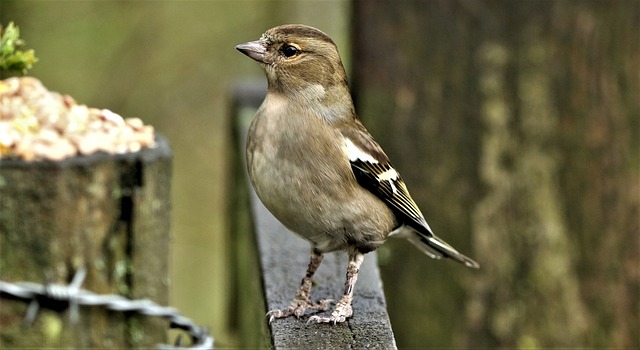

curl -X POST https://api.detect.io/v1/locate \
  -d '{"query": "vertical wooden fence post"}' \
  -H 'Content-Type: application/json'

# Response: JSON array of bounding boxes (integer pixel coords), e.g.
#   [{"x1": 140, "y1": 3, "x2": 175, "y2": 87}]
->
[{"x1": 0, "y1": 136, "x2": 172, "y2": 348}]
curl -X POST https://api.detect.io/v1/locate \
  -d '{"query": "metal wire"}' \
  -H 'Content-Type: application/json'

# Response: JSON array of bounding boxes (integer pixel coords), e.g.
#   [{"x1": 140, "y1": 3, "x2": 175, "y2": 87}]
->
[{"x1": 0, "y1": 268, "x2": 214, "y2": 349}]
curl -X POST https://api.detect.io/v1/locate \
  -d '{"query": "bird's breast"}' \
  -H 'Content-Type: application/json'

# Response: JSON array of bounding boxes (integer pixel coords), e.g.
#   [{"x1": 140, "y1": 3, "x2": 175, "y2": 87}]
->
[{"x1": 246, "y1": 99, "x2": 395, "y2": 253}]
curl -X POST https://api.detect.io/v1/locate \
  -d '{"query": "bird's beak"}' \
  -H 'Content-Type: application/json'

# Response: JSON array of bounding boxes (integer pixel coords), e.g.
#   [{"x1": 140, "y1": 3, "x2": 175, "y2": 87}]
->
[{"x1": 235, "y1": 40, "x2": 267, "y2": 63}]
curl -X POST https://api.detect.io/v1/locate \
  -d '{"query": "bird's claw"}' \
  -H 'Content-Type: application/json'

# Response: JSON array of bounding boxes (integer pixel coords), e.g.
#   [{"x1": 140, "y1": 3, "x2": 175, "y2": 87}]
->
[
  {"x1": 306, "y1": 310, "x2": 351, "y2": 324},
  {"x1": 266, "y1": 309, "x2": 289, "y2": 324},
  {"x1": 306, "y1": 302, "x2": 352, "y2": 324},
  {"x1": 266, "y1": 298, "x2": 334, "y2": 323}
]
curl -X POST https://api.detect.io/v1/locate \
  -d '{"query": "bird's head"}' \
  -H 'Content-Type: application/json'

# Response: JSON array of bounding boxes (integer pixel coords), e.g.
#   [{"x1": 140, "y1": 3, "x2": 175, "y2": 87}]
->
[{"x1": 235, "y1": 24, "x2": 349, "y2": 96}]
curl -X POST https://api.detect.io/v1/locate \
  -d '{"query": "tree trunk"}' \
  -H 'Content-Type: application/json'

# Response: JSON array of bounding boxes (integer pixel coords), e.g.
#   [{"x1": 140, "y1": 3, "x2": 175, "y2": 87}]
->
[{"x1": 352, "y1": 1, "x2": 638, "y2": 347}]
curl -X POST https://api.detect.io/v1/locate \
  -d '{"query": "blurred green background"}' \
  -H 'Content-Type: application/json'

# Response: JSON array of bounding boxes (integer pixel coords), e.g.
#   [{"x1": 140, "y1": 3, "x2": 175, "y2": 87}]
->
[
  {"x1": 2, "y1": 1, "x2": 638, "y2": 348},
  {"x1": 1, "y1": 1, "x2": 349, "y2": 347}
]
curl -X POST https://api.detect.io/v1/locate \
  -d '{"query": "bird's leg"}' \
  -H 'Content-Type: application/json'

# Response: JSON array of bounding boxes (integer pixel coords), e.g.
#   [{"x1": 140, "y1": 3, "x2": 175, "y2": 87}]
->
[
  {"x1": 267, "y1": 248, "x2": 332, "y2": 323},
  {"x1": 308, "y1": 251, "x2": 365, "y2": 324}
]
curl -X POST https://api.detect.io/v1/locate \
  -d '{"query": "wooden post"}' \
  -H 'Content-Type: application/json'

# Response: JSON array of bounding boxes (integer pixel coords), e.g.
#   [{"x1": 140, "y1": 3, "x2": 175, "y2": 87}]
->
[
  {"x1": 230, "y1": 81, "x2": 397, "y2": 349},
  {"x1": 0, "y1": 136, "x2": 172, "y2": 348}
]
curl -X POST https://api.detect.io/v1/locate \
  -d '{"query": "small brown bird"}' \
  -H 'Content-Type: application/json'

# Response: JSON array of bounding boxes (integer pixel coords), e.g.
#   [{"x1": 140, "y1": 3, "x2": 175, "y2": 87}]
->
[{"x1": 236, "y1": 24, "x2": 479, "y2": 324}]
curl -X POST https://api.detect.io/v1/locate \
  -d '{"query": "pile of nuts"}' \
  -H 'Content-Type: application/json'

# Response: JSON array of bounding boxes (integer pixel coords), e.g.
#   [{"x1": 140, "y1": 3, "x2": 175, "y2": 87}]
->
[{"x1": 0, "y1": 76, "x2": 155, "y2": 161}]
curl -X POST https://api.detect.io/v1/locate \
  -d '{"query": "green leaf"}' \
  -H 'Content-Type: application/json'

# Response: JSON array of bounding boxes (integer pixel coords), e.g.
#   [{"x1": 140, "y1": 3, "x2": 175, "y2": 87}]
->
[{"x1": 0, "y1": 22, "x2": 38, "y2": 75}]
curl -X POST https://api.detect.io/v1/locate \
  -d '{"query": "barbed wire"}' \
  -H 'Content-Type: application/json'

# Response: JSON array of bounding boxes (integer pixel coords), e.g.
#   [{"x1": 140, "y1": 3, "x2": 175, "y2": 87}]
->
[{"x1": 0, "y1": 268, "x2": 214, "y2": 349}]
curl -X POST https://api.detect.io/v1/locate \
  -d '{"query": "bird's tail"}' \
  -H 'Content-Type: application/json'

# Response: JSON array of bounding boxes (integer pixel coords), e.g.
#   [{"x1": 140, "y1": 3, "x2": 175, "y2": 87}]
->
[{"x1": 406, "y1": 232, "x2": 480, "y2": 269}]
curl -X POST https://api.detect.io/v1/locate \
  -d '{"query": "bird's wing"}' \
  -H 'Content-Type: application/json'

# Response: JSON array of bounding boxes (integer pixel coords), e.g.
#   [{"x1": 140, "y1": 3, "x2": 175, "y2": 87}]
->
[
  {"x1": 340, "y1": 123, "x2": 434, "y2": 236},
  {"x1": 340, "y1": 121, "x2": 480, "y2": 269}
]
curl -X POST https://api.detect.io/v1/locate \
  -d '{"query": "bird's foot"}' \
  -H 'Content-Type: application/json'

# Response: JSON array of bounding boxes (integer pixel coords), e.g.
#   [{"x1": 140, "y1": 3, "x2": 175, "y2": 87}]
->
[
  {"x1": 307, "y1": 299, "x2": 353, "y2": 324},
  {"x1": 266, "y1": 298, "x2": 333, "y2": 323}
]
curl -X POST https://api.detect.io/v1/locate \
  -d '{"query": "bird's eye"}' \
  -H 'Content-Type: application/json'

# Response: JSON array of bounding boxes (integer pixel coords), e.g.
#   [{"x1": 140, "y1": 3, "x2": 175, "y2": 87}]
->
[{"x1": 281, "y1": 44, "x2": 299, "y2": 58}]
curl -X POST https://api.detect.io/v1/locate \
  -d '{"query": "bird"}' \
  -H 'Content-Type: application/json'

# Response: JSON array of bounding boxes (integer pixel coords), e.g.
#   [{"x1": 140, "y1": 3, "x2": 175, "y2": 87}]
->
[{"x1": 235, "y1": 24, "x2": 479, "y2": 325}]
